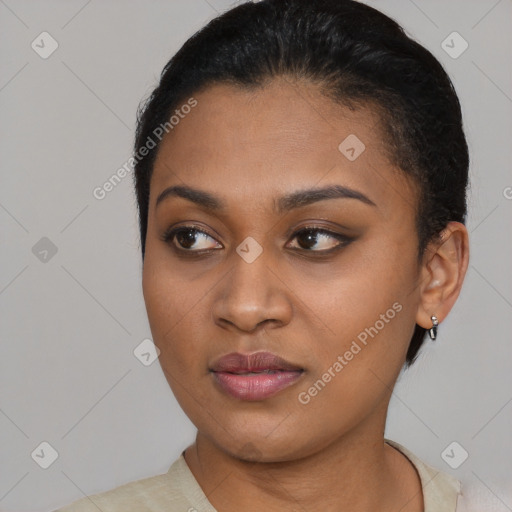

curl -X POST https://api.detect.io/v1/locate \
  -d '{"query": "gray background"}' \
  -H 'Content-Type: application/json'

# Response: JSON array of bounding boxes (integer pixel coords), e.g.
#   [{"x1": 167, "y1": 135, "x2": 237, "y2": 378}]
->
[{"x1": 0, "y1": 1, "x2": 511, "y2": 511}]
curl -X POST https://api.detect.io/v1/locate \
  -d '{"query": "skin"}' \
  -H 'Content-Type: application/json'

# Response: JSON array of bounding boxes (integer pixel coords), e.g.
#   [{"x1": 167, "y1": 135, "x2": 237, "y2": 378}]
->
[{"x1": 142, "y1": 79, "x2": 469, "y2": 512}]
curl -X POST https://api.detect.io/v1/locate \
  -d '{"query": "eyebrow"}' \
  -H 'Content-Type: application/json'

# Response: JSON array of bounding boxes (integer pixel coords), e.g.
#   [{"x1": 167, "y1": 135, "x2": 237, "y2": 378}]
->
[{"x1": 155, "y1": 184, "x2": 376, "y2": 214}]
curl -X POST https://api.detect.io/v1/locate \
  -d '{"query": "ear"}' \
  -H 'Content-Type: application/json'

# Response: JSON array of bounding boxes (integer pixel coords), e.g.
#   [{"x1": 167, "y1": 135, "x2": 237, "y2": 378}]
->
[{"x1": 415, "y1": 221, "x2": 470, "y2": 330}]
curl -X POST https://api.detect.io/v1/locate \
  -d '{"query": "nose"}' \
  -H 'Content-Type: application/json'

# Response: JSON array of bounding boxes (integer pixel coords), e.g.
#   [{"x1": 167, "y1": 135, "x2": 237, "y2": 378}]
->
[{"x1": 211, "y1": 248, "x2": 293, "y2": 334}]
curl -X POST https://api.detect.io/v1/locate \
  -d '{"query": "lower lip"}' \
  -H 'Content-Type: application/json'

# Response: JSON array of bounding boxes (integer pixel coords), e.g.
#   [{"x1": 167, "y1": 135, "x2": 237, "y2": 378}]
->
[{"x1": 211, "y1": 370, "x2": 304, "y2": 401}]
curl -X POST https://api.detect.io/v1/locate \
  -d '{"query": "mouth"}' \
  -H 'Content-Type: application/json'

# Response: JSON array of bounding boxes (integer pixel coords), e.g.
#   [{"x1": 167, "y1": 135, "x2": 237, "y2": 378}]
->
[{"x1": 209, "y1": 351, "x2": 304, "y2": 401}]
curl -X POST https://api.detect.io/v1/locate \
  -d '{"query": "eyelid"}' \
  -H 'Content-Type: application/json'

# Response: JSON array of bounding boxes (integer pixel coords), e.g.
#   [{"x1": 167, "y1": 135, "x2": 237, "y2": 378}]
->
[
  {"x1": 285, "y1": 226, "x2": 352, "y2": 252},
  {"x1": 161, "y1": 224, "x2": 223, "y2": 248}
]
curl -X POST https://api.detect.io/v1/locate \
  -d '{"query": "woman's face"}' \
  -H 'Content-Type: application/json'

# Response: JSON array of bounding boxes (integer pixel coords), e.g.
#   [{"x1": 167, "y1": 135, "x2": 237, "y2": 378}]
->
[{"x1": 142, "y1": 79, "x2": 423, "y2": 461}]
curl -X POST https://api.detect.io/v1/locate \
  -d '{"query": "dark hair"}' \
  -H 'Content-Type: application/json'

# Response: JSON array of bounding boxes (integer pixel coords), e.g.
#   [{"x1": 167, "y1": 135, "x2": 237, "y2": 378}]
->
[{"x1": 133, "y1": 0, "x2": 469, "y2": 366}]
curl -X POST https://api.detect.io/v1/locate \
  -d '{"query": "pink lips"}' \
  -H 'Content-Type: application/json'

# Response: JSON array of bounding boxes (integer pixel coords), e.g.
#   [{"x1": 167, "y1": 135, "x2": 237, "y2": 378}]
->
[{"x1": 210, "y1": 351, "x2": 304, "y2": 401}]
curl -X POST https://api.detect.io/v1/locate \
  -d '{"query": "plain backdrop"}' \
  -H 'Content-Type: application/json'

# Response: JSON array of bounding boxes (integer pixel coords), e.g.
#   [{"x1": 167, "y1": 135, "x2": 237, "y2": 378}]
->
[{"x1": 1, "y1": 1, "x2": 511, "y2": 511}]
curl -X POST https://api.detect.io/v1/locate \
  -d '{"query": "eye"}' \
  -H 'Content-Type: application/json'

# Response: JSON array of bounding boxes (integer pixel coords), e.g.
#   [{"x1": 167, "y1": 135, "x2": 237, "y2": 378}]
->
[
  {"x1": 161, "y1": 225, "x2": 222, "y2": 252},
  {"x1": 161, "y1": 225, "x2": 352, "y2": 256},
  {"x1": 286, "y1": 227, "x2": 352, "y2": 253}
]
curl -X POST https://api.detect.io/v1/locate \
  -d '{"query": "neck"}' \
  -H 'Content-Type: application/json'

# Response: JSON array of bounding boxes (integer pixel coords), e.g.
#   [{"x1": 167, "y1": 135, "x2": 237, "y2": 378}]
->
[{"x1": 183, "y1": 403, "x2": 423, "y2": 512}]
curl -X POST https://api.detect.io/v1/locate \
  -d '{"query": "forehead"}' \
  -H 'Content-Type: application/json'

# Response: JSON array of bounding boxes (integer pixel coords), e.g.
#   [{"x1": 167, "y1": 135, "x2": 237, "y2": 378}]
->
[{"x1": 151, "y1": 80, "x2": 414, "y2": 215}]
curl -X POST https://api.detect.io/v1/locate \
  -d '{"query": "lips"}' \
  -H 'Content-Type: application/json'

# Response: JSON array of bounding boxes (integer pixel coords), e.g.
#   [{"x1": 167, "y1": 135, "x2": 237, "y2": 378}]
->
[{"x1": 210, "y1": 351, "x2": 304, "y2": 401}]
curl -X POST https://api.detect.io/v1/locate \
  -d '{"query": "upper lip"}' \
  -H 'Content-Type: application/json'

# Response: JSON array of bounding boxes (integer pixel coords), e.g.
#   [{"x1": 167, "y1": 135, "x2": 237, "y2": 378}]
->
[{"x1": 210, "y1": 351, "x2": 303, "y2": 373}]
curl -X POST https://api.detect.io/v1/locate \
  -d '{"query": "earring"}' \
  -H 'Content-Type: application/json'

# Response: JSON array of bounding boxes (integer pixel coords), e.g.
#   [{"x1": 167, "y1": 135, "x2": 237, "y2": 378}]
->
[{"x1": 429, "y1": 315, "x2": 439, "y2": 340}]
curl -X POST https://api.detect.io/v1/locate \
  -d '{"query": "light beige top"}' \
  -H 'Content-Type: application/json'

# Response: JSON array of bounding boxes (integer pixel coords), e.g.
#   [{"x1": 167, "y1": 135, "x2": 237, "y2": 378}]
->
[{"x1": 54, "y1": 439, "x2": 466, "y2": 511}]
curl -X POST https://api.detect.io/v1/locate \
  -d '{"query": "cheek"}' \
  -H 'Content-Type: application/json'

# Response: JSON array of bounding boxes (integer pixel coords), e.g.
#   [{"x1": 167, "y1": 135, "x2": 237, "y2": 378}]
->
[
  {"x1": 142, "y1": 258, "x2": 216, "y2": 414},
  {"x1": 298, "y1": 236, "x2": 417, "y2": 343},
  {"x1": 142, "y1": 250, "x2": 219, "y2": 377},
  {"x1": 291, "y1": 287, "x2": 414, "y2": 442},
  {"x1": 143, "y1": 253, "x2": 191, "y2": 354},
  {"x1": 295, "y1": 239, "x2": 419, "y2": 394}
]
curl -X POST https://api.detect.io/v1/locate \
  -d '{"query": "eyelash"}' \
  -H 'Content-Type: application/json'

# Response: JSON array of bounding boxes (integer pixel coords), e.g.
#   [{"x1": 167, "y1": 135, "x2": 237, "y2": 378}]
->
[{"x1": 160, "y1": 224, "x2": 353, "y2": 257}]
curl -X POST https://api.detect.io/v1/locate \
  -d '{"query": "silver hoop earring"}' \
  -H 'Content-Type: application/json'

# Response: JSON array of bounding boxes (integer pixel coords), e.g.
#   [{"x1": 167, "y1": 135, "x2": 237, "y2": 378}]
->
[{"x1": 429, "y1": 315, "x2": 439, "y2": 340}]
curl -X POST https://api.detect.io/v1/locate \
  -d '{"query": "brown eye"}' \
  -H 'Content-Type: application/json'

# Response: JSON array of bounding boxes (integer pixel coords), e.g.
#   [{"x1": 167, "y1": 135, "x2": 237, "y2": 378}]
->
[
  {"x1": 287, "y1": 228, "x2": 352, "y2": 252},
  {"x1": 162, "y1": 226, "x2": 222, "y2": 252}
]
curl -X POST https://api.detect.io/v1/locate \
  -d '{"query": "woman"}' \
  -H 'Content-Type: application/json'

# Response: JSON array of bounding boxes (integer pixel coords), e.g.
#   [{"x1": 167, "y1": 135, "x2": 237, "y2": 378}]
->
[{"x1": 55, "y1": 0, "x2": 471, "y2": 510}]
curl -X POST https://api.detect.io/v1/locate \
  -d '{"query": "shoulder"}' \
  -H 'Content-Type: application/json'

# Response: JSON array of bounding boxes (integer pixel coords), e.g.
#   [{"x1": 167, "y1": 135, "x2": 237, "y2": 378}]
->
[
  {"x1": 385, "y1": 439, "x2": 461, "y2": 512},
  {"x1": 385, "y1": 439, "x2": 504, "y2": 512},
  {"x1": 454, "y1": 482, "x2": 509, "y2": 512},
  {"x1": 52, "y1": 453, "x2": 215, "y2": 512}
]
